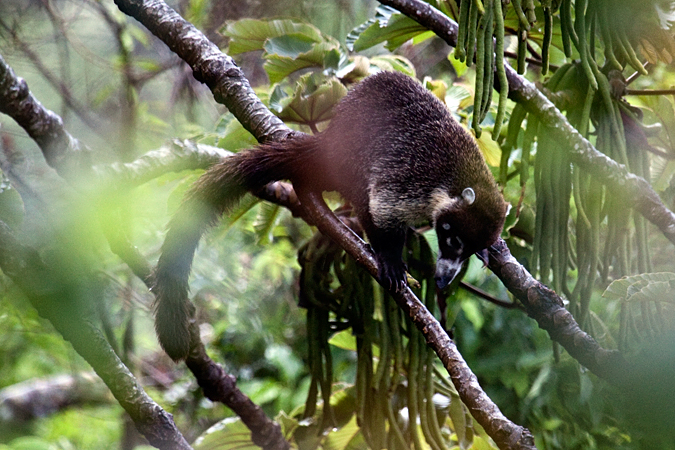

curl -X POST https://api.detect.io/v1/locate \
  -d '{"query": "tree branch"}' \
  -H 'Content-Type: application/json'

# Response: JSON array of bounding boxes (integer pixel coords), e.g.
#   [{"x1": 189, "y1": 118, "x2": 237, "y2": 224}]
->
[
  {"x1": 0, "y1": 220, "x2": 191, "y2": 449},
  {"x1": 300, "y1": 191, "x2": 536, "y2": 450},
  {"x1": 376, "y1": 0, "x2": 675, "y2": 247},
  {"x1": 0, "y1": 43, "x2": 285, "y2": 450},
  {"x1": 112, "y1": 0, "x2": 293, "y2": 145},
  {"x1": 0, "y1": 54, "x2": 93, "y2": 178},
  {"x1": 112, "y1": 0, "x2": 537, "y2": 448}
]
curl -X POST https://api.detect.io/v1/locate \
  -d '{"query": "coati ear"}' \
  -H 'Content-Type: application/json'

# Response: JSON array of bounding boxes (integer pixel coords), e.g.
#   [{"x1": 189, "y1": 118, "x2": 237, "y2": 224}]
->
[{"x1": 462, "y1": 187, "x2": 475, "y2": 205}]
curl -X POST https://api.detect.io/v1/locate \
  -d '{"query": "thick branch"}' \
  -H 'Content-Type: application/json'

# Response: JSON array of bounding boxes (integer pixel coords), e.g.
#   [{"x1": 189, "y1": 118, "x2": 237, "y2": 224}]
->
[
  {"x1": 0, "y1": 220, "x2": 191, "y2": 450},
  {"x1": 377, "y1": 0, "x2": 668, "y2": 385},
  {"x1": 0, "y1": 54, "x2": 92, "y2": 177},
  {"x1": 300, "y1": 192, "x2": 535, "y2": 450},
  {"x1": 112, "y1": 0, "x2": 292, "y2": 145},
  {"x1": 487, "y1": 239, "x2": 631, "y2": 383},
  {"x1": 0, "y1": 373, "x2": 109, "y2": 425},
  {"x1": 377, "y1": 0, "x2": 675, "y2": 246},
  {"x1": 112, "y1": 0, "x2": 535, "y2": 447}
]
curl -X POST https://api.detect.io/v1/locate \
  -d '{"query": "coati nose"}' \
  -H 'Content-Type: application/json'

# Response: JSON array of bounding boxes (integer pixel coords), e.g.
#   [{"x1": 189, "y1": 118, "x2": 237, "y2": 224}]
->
[{"x1": 435, "y1": 257, "x2": 464, "y2": 289}]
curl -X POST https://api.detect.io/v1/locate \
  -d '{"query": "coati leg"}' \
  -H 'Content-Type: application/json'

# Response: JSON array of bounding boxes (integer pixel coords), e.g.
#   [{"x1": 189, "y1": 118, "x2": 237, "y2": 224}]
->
[{"x1": 359, "y1": 212, "x2": 408, "y2": 292}]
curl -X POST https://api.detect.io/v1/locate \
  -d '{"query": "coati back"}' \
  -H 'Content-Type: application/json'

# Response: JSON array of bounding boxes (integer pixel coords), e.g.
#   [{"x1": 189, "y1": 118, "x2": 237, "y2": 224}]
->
[{"x1": 153, "y1": 71, "x2": 508, "y2": 361}]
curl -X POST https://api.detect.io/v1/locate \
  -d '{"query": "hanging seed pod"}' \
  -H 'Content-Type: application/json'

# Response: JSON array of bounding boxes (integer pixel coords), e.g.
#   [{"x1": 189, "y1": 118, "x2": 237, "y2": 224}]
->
[
  {"x1": 455, "y1": 0, "x2": 471, "y2": 61},
  {"x1": 541, "y1": 7, "x2": 553, "y2": 75},
  {"x1": 492, "y1": 0, "x2": 509, "y2": 139}
]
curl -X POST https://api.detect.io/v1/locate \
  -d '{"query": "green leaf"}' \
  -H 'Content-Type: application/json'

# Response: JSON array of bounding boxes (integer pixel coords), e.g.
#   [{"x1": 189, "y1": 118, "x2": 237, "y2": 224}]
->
[
  {"x1": 603, "y1": 272, "x2": 675, "y2": 302},
  {"x1": 264, "y1": 33, "x2": 317, "y2": 58},
  {"x1": 653, "y1": 159, "x2": 675, "y2": 191},
  {"x1": 346, "y1": 5, "x2": 398, "y2": 51},
  {"x1": 323, "y1": 416, "x2": 361, "y2": 450},
  {"x1": 223, "y1": 18, "x2": 326, "y2": 54},
  {"x1": 264, "y1": 42, "x2": 341, "y2": 85},
  {"x1": 351, "y1": 13, "x2": 428, "y2": 52},
  {"x1": 447, "y1": 394, "x2": 474, "y2": 450},
  {"x1": 370, "y1": 54, "x2": 416, "y2": 77},
  {"x1": 272, "y1": 74, "x2": 347, "y2": 125},
  {"x1": 475, "y1": 129, "x2": 502, "y2": 167},
  {"x1": 193, "y1": 417, "x2": 257, "y2": 450},
  {"x1": 329, "y1": 329, "x2": 358, "y2": 351},
  {"x1": 449, "y1": 51, "x2": 468, "y2": 78},
  {"x1": 347, "y1": 6, "x2": 427, "y2": 52},
  {"x1": 253, "y1": 201, "x2": 281, "y2": 245},
  {"x1": 219, "y1": 194, "x2": 260, "y2": 230}
]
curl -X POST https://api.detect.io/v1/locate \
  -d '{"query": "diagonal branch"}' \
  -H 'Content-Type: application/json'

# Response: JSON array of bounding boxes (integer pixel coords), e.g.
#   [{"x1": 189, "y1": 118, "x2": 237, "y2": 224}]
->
[
  {"x1": 112, "y1": 1, "x2": 536, "y2": 447},
  {"x1": 0, "y1": 44, "x2": 286, "y2": 450},
  {"x1": 0, "y1": 220, "x2": 191, "y2": 450},
  {"x1": 0, "y1": 54, "x2": 93, "y2": 178},
  {"x1": 376, "y1": 0, "x2": 654, "y2": 385},
  {"x1": 378, "y1": 0, "x2": 675, "y2": 246},
  {"x1": 300, "y1": 191, "x2": 536, "y2": 450}
]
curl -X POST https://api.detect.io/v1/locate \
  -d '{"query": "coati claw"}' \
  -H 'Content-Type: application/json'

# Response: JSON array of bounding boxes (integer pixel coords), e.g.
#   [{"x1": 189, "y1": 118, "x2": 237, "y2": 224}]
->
[{"x1": 377, "y1": 259, "x2": 408, "y2": 293}]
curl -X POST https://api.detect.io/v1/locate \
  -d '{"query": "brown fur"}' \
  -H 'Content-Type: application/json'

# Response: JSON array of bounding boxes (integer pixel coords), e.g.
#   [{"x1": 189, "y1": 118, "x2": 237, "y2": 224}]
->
[{"x1": 153, "y1": 71, "x2": 507, "y2": 360}]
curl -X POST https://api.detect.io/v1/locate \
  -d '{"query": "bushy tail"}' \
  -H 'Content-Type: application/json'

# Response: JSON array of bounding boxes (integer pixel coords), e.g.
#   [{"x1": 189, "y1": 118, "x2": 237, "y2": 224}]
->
[{"x1": 152, "y1": 137, "x2": 316, "y2": 361}]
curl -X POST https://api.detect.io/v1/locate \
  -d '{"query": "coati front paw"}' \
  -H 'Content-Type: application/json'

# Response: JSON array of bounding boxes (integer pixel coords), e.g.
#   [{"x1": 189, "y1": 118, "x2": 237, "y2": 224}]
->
[{"x1": 377, "y1": 257, "x2": 408, "y2": 292}]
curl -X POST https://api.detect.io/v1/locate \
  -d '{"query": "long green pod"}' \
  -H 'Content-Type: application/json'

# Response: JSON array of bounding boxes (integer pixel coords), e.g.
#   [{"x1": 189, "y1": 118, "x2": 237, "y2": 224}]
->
[
  {"x1": 588, "y1": 2, "x2": 596, "y2": 61},
  {"x1": 611, "y1": 27, "x2": 632, "y2": 67},
  {"x1": 417, "y1": 338, "x2": 442, "y2": 450},
  {"x1": 406, "y1": 318, "x2": 424, "y2": 450},
  {"x1": 385, "y1": 296, "x2": 405, "y2": 445},
  {"x1": 517, "y1": 22, "x2": 527, "y2": 74},
  {"x1": 619, "y1": 32, "x2": 648, "y2": 75},
  {"x1": 545, "y1": 62, "x2": 574, "y2": 90},
  {"x1": 520, "y1": 113, "x2": 538, "y2": 187},
  {"x1": 524, "y1": 0, "x2": 537, "y2": 25},
  {"x1": 479, "y1": 1, "x2": 495, "y2": 121},
  {"x1": 530, "y1": 116, "x2": 546, "y2": 278},
  {"x1": 512, "y1": 0, "x2": 531, "y2": 30},
  {"x1": 574, "y1": 0, "x2": 598, "y2": 90},
  {"x1": 466, "y1": 0, "x2": 481, "y2": 65},
  {"x1": 560, "y1": 0, "x2": 574, "y2": 55},
  {"x1": 455, "y1": 0, "x2": 471, "y2": 61},
  {"x1": 492, "y1": 0, "x2": 509, "y2": 138},
  {"x1": 472, "y1": 10, "x2": 488, "y2": 135},
  {"x1": 542, "y1": 7, "x2": 552, "y2": 75},
  {"x1": 580, "y1": 178, "x2": 601, "y2": 328}
]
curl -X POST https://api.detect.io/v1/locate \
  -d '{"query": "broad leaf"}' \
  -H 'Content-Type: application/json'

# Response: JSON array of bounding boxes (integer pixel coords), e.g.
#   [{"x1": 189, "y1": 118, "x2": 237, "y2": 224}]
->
[
  {"x1": 193, "y1": 417, "x2": 257, "y2": 450},
  {"x1": 350, "y1": 12, "x2": 428, "y2": 52},
  {"x1": 322, "y1": 416, "x2": 361, "y2": 450},
  {"x1": 223, "y1": 18, "x2": 326, "y2": 54},
  {"x1": 264, "y1": 41, "x2": 341, "y2": 85},
  {"x1": 370, "y1": 54, "x2": 416, "y2": 77},
  {"x1": 253, "y1": 201, "x2": 281, "y2": 245},
  {"x1": 271, "y1": 74, "x2": 347, "y2": 126},
  {"x1": 603, "y1": 272, "x2": 675, "y2": 302}
]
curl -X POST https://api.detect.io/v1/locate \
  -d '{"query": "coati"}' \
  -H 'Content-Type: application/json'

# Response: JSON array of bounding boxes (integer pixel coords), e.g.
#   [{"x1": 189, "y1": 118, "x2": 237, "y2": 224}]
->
[{"x1": 153, "y1": 71, "x2": 508, "y2": 361}]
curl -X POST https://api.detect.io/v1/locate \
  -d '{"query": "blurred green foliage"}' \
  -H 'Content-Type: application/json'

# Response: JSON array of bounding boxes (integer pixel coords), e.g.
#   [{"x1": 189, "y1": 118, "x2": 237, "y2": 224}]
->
[{"x1": 1, "y1": 0, "x2": 675, "y2": 449}]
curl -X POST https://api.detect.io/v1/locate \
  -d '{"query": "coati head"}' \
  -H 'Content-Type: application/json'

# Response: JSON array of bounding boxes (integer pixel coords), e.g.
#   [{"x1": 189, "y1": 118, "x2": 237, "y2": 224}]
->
[{"x1": 432, "y1": 187, "x2": 507, "y2": 289}]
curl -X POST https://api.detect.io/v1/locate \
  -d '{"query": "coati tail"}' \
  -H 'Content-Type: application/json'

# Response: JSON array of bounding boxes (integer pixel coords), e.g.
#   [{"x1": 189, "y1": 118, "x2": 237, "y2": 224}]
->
[{"x1": 152, "y1": 136, "x2": 317, "y2": 361}]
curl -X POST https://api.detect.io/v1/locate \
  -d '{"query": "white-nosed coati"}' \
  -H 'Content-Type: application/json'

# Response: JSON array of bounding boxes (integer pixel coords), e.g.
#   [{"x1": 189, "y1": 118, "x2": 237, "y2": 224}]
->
[{"x1": 153, "y1": 71, "x2": 508, "y2": 361}]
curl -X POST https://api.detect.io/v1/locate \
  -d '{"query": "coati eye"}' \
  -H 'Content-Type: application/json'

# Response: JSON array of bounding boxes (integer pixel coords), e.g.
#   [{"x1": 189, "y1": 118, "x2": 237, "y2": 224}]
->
[{"x1": 442, "y1": 223, "x2": 451, "y2": 230}]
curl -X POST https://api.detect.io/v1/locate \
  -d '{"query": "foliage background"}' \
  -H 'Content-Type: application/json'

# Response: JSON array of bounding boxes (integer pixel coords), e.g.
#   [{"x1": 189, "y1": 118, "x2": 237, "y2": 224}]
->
[{"x1": 1, "y1": 0, "x2": 675, "y2": 449}]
